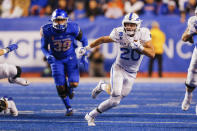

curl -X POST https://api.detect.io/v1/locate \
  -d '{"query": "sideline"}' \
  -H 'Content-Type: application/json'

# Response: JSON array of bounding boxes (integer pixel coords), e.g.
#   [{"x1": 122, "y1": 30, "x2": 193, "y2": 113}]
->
[{"x1": 0, "y1": 77, "x2": 186, "y2": 83}]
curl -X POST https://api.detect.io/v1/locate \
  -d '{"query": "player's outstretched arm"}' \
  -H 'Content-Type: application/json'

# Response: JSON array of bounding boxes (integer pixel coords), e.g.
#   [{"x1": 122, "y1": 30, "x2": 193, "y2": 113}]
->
[
  {"x1": 0, "y1": 44, "x2": 18, "y2": 56},
  {"x1": 89, "y1": 36, "x2": 115, "y2": 49},
  {"x1": 141, "y1": 40, "x2": 155, "y2": 58},
  {"x1": 76, "y1": 36, "x2": 114, "y2": 57}
]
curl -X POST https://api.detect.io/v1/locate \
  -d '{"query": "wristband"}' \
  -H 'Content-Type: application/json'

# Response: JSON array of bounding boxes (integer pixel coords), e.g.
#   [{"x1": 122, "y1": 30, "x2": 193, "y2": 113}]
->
[
  {"x1": 85, "y1": 45, "x2": 91, "y2": 50},
  {"x1": 2, "y1": 48, "x2": 9, "y2": 54}
]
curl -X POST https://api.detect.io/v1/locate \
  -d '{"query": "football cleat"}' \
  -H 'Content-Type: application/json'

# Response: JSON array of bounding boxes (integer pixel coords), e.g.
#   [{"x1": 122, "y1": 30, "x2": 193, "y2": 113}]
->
[
  {"x1": 182, "y1": 93, "x2": 192, "y2": 111},
  {"x1": 85, "y1": 113, "x2": 96, "y2": 126},
  {"x1": 92, "y1": 80, "x2": 105, "y2": 99},
  {"x1": 8, "y1": 77, "x2": 30, "y2": 86},
  {"x1": 66, "y1": 108, "x2": 73, "y2": 116}
]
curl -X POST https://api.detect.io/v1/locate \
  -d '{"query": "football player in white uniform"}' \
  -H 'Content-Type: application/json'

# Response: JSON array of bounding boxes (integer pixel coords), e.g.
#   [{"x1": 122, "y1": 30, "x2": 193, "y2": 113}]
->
[
  {"x1": 181, "y1": 7, "x2": 197, "y2": 113},
  {"x1": 77, "y1": 13, "x2": 155, "y2": 126},
  {"x1": 0, "y1": 44, "x2": 30, "y2": 116}
]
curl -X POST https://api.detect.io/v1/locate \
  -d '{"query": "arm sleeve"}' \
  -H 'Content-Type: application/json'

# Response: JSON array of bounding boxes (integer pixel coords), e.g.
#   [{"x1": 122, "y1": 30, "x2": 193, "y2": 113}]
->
[
  {"x1": 41, "y1": 37, "x2": 50, "y2": 57},
  {"x1": 109, "y1": 28, "x2": 119, "y2": 42},
  {"x1": 141, "y1": 28, "x2": 152, "y2": 42},
  {"x1": 188, "y1": 17, "x2": 196, "y2": 35},
  {"x1": 40, "y1": 28, "x2": 50, "y2": 57}
]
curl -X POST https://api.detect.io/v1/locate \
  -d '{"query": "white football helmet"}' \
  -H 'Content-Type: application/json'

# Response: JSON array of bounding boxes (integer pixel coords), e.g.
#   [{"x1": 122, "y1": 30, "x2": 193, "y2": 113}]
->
[
  {"x1": 195, "y1": 6, "x2": 197, "y2": 16},
  {"x1": 122, "y1": 13, "x2": 142, "y2": 36}
]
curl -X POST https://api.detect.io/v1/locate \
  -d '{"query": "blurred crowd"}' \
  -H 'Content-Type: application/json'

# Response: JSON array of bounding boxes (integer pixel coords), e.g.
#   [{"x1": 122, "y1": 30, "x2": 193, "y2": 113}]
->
[{"x1": 0, "y1": 0, "x2": 196, "y2": 22}]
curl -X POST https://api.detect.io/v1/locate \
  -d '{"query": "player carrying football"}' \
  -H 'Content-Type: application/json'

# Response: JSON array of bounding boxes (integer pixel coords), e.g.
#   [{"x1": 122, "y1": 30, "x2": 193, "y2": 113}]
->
[
  {"x1": 77, "y1": 13, "x2": 155, "y2": 126},
  {"x1": 181, "y1": 7, "x2": 197, "y2": 114}
]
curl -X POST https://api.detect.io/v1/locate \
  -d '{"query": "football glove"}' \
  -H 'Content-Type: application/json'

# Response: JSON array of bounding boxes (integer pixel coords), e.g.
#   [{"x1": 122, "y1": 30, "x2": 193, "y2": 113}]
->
[
  {"x1": 6, "y1": 44, "x2": 18, "y2": 52},
  {"x1": 76, "y1": 47, "x2": 87, "y2": 58},
  {"x1": 46, "y1": 55, "x2": 56, "y2": 64},
  {"x1": 130, "y1": 41, "x2": 144, "y2": 52}
]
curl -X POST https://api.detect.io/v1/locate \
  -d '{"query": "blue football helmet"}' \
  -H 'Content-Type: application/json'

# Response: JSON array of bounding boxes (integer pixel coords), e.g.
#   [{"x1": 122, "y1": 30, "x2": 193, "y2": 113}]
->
[{"x1": 51, "y1": 9, "x2": 68, "y2": 30}]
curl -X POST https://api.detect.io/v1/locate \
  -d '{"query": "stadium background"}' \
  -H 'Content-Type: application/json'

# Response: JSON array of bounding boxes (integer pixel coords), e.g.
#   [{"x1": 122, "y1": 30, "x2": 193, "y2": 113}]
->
[
  {"x1": 0, "y1": 15, "x2": 193, "y2": 77},
  {"x1": 2, "y1": 0, "x2": 197, "y2": 130}
]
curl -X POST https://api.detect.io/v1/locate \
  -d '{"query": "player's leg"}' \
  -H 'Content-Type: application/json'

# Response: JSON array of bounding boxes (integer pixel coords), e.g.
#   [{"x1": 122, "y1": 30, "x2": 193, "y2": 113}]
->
[
  {"x1": 182, "y1": 47, "x2": 197, "y2": 111},
  {"x1": 91, "y1": 80, "x2": 110, "y2": 99},
  {"x1": 182, "y1": 83, "x2": 196, "y2": 111},
  {"x1": 158, "y1": 54, "x2": 163, "y2": 77},
  {"x1": 85, "y1": 64, "x2": 123, "y2": 126},
  {"x1": 148, "y1": 57, "x2": 154, "y2": 77},
  {"x1": 0, "y1": 96, "x2": 18, "y2": 116},
  {"x1": 65, "y1": 56, "x2": 80, "y2": 98},
  {"x1": 0, "y1": 63, "x2": 29, "y2": 86},
  {"x1": 50, "y1": 62, "x2": 72, "y2": 116},
  {"x1": 121, "y1": 72, "x2": 136, "y2": 97}
]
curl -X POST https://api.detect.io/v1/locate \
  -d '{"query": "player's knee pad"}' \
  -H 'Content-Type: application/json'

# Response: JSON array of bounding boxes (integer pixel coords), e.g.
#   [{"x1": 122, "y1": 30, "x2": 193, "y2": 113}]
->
[
  {"x1": 56, "y1": 85, "x2": 67, "y2": 98},
  {"x1": 0, "y1": 100, "x2": 7, "y2": 112},
  {"x1": 185, "y1": 82, "x2": 196, "y2": 90},
  {"x1": 12, "y1": 66, "x2": 22, "y2": 79},
  {"x1": 109, "y1": 96, "x2": 122, "y2": 107}
]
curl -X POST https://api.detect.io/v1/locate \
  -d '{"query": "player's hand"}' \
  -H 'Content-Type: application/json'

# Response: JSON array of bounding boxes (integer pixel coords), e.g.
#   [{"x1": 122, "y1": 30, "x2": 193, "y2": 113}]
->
[
  {"x1": 6, "y1": 44, "x2": 18, "y2": 52},
  {"x1": 130, "y1": 41, "x2": 144, "y2": 52},
  {"x1": 46, "y1": 55, "x2": 56, "y2": 64},
  {"x1": 76, "y1": 47, "x2": 87, "y2": 58}
]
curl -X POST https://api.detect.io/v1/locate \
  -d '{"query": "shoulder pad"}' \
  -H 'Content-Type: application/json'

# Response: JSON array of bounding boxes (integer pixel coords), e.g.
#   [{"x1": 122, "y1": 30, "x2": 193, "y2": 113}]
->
[
  {"x1": 41, "y1": 23, "x2": 53, "y2": 35},
  {"x1": 188, "y1": 16, "x2": 197, "y2": 25},
  {"x1": 67, "y1": 21, "x2": 80, "y2": 34}
]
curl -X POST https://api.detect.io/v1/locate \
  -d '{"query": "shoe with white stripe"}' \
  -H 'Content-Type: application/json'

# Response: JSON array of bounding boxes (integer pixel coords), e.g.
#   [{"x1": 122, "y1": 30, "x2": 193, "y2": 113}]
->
[
  {"x1": 85, "y1": 113, "x2": 95, "y2": 126},
  {"x1": 8, "y1": 77, "x2": 30, "y2": 86},
  {"x1": 182, "y1": 93, "x2": 192, "y2": 111},
  {"x1": 92, "y1": 80, "x2": 105, "y2": 99}
]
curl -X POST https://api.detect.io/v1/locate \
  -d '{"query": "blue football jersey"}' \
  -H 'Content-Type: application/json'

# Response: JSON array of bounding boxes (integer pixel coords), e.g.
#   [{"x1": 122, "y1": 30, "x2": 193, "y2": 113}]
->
[{"x1": 41, "y1": 21, "x2": 80, "y2": 60}]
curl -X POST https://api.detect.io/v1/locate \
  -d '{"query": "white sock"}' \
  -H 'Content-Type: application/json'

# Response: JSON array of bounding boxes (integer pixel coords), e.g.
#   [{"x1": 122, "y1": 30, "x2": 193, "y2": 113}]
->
[
  {"x1": 89, "y1": 108, "x2": 100, "y2": 118},
  {"x1": 7, "y1": 101, "x2": 12, "y2": 108},
  {"x1": 100, "y1": 83, "x2": 107, "y2": 90},
  {"x1": 101, "y1": 83, "x2": 111, "y2": 95}
]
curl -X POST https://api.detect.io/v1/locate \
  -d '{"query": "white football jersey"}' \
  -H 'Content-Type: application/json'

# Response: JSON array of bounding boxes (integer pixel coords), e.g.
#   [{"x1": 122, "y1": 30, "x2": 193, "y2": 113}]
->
[
  {"x1": 109, "y1": 26, "x2": 151, "y2": 72},
  {"x1": 188, "y1": 16, "x2": 197, "y2": 34}
]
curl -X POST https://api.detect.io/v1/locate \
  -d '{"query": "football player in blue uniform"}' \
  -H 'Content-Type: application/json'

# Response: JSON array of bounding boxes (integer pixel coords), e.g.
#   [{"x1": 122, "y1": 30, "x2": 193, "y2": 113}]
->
[{"x1": 40, "y1": 9, "x2": 88, "y2": 116}]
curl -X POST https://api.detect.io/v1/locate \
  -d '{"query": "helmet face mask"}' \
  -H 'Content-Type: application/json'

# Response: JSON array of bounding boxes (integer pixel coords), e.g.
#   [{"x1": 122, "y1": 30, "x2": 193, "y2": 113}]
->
[
  {"x1": 122, "y1": 13, "x2": 142, "y2": 36},
  {"x1": 51, "y1": 9, "x2": 68, "y2": 31}
]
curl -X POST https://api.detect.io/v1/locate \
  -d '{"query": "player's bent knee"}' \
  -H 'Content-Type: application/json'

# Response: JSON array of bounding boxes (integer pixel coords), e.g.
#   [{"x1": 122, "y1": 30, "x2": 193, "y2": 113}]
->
[
  {"x1": 185, "y1": 82, "x2": 196, "y2": 90},
  {"x1": 70, "y1": 82, "x2": 78, "y2": 88},
  {"x1": 56, "y1": 85, "x2": 67, "y2": 98},
  {"x1": 110, "y1": 96, "x2": 122, "y2": 107}
]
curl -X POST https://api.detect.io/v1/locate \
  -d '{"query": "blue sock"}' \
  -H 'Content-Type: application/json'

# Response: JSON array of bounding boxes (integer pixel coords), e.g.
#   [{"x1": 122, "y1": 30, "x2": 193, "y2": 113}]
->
[
  {"x1": 67, "y1": 81, "x2": 73, "y2": 96},
  {"x1": 61, "y1": 97, "x2": 71, "y2": 109}
]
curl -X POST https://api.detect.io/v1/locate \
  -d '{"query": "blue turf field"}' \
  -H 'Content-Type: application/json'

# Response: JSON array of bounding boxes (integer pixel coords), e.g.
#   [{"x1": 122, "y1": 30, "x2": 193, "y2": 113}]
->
[{"x1": 0, "y1": 81, "x2": 197, "y2": 130}]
